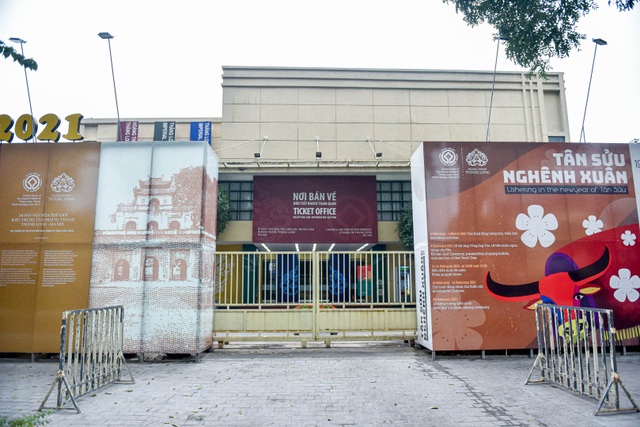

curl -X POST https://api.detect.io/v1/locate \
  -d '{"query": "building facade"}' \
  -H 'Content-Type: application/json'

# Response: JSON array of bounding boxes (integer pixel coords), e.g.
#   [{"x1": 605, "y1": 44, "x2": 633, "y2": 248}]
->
[{"x1": 81, "y1": 66, "x2": 570, "y2": 253}]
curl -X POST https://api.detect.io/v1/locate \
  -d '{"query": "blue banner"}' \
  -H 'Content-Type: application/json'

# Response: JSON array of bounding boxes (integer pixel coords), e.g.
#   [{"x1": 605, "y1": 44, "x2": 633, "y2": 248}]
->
[
  {"x1": 190, "y1": 121, "x2": 212, "y2": 144},
  {"x1": 277, "y1": 254, "x2": 299, "y2": 303}
]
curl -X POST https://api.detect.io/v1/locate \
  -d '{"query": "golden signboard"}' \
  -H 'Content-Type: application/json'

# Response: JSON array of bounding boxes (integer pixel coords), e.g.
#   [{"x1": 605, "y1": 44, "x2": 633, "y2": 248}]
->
[{"x1": 0, "y1": 143, "x2": 99, "y2": 352}]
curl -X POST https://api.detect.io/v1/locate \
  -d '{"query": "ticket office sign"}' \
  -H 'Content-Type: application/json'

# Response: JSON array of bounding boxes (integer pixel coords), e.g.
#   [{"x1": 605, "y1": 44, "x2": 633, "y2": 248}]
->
[{"x1": 252, "y1": 175, "x2": 378, "y2": 244}]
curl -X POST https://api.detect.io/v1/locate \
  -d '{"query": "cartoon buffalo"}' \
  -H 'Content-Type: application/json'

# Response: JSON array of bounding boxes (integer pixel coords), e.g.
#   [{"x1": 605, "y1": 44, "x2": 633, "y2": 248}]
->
[{"x1": 485, "y1": 246, "x2": 610, "y2": 310}]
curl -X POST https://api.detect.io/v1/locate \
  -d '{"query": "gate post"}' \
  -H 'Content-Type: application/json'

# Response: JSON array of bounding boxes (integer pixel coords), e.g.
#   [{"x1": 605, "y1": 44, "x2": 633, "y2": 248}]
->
[{"x1": 312, "y1": 252, "x2": 322, "y2": 346}]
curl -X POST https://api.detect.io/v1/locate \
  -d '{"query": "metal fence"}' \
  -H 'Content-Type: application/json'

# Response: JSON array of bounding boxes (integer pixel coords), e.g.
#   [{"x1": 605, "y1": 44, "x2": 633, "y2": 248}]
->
[
  {"x1": 212, "y1": 251, "x2": 417, "y2": 346},
  {"x1": 214, "y1": 251, "x2": 415, "y2": 308},
  {"x1": 40, "y1": 306, "x2": 134, "y2": 413},
  {"x1": 526, "y1": 304, "x2": 639, "y2": 415}
]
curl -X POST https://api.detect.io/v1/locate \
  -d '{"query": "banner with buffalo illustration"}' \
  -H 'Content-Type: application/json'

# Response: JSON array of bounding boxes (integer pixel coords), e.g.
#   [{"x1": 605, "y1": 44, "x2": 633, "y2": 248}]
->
[{"x1": 412, "y1": 142, "x2": 640, "y2": 351}]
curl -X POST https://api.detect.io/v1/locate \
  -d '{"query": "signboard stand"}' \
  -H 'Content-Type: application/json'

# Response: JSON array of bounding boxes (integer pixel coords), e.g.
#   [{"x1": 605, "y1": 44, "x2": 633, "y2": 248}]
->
[{"x1": 412, "y1": 142, "x2": 640, "y2": 352}]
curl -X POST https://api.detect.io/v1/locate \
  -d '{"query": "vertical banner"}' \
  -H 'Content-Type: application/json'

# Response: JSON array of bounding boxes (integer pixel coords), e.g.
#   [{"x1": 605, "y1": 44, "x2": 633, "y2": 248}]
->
[
  {"x1": 190, "y1": 121, "x2": 212, "y2": 144},
  {"x1": 118, "y1": 121, "x2": 139, "y2": 141},
  {"x1": 153, "y1": 121, "x2": 176, "y2": 141},
  {"x1": 0, "y1": 143, "x2": 100, "y2": 352},
  {"x1": 410, "y1": 146, "x2": 431, "y2": 348},
  {"x1": 395, "y1": 266, "x2": 411, "y2": 302},
  {"x1": 629, "y1": 144, "x2": 640, "y2": 219},
  {"x1": 328, "y1": 253, "x2": 350, "y2": 302},
  {"x1": 413, "y1": 142, "x2": 640, "y2": 351},
  {"x1": 276, "y1": 253, "x2": 299, "y2": 303},
  {"x1": 89, "y1": 141, "x2": 218, "y2": 354},
  {"x1": 356, "y1": 265, "x2": 373, "y2": 298}
]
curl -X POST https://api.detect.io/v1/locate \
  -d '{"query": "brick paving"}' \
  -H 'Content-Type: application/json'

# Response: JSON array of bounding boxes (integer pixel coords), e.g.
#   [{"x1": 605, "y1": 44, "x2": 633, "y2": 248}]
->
[{"x1": 1, "y1": 342, "x2": 639, "y2": 426}]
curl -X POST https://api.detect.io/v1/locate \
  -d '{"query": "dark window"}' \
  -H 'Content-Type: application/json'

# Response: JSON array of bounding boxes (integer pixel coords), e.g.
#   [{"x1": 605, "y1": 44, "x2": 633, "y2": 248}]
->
[
  {"x1": 219, "y1": 181, "x2": 253, "y2": 220},
  {"x1": 377, "y1": 181, "x2": 411, "y2": 221}
]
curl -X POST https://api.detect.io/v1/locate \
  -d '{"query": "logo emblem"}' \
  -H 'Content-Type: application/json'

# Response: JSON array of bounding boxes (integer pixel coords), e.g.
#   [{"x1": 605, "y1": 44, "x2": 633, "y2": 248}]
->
[
  {"x1": 439, "y1": 148, "x2": 458, "y2": 166},
  {"x1": 50, "y1": 173, "x2": 76, "y2": 193},
  {"x1": 23, "y1": 172, "x2": 42, "y2": 192},
  {"x1": 466, "y1": 148, "x2": 489, "y2": 167}
]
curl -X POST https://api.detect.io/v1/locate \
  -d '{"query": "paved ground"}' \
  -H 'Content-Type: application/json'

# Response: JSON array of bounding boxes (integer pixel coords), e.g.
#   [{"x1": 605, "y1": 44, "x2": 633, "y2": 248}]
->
[{"x1": 1, "y1": 342, "x2": 639, "y2": 426}]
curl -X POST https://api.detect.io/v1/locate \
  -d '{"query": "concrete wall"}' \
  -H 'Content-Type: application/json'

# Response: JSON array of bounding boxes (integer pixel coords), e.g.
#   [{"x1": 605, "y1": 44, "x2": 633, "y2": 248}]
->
[{"x1": 219, "y1": 67, "x2": 570, "y2": 165}]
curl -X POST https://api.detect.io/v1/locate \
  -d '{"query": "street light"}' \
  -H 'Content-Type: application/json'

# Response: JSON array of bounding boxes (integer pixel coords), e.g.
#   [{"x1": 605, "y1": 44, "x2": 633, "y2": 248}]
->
[
  {"x1": 98, "y1": 32, "x2": 122, "y2": 141},
  {"x1": 579, "y1": 38, "x2": 608, "y2": 143},
  {"x1": 365, "y1": 137, "x2": 382, "y2": 158},
  {"x1": 9, "y1": 37, "x2": 35, "y2": 142},
  {"x1": 486, "y1": 35, "x2": 509, "y2": 142}
]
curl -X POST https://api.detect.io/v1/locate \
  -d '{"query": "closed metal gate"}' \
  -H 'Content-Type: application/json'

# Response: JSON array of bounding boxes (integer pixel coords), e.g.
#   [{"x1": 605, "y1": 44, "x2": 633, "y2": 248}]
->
[{"x1": 212, "y1": 251, "x2": 416, "y2": 347}]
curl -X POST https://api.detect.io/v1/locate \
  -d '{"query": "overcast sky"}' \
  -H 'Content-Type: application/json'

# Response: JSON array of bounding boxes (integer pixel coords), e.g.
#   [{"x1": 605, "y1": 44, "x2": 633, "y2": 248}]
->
[{"x1": 1, "y1": 0, "x2": 638, "y2": 143}]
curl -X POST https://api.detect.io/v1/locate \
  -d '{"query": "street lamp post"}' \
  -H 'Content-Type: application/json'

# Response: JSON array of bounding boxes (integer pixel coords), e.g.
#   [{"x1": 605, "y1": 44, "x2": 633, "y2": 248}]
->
[
  {"x1": 486, "y1": 35, "x2": 508, "y2": 142},
  {"x1": 98, "y1": 32, "x2": 122, "y2": 141},
  {"x1": 9, "y1": 37, "x2": 35, "y2": 142},
  {"x1": 579, "y1": 38, "x2": 608, "y2": 143}
]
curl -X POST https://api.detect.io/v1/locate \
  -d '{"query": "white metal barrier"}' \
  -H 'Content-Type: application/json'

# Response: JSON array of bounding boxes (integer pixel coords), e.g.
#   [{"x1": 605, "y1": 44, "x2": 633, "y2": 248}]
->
[
  {"x1": 213, "y1": 251, "x2": 416, "y2": 346},
  {"x1": 526, "y1": 304, "x2": 639, "y2": 415},
  {"x1": 40, "y1": 306, "x2": 134, "y2": 413}
]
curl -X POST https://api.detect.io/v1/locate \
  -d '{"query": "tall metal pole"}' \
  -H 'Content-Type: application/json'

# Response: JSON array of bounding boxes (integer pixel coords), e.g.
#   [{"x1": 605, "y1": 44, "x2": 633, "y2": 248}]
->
[
  {"x1": 9, "y1": 37, "x2": 35, "y2": 142},
  {"x1": 98, "y1": 32, "x2": 121, "y2": 141},
  {"x1": 487, "y1": 36, "x2": 508, "y2": 142},
  {"x1": 579, "y1": 38, "x2": 607, "y2": 143}
]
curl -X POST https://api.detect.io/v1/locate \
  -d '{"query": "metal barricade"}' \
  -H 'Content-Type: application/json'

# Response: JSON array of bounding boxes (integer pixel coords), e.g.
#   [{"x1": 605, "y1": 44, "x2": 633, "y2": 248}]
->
[
  {"x1": 526, "y1": 304, "x2": 639, "y2": 415},
  {"x1": 40, "y1": 306, "x2": 134, "y2": 413}
]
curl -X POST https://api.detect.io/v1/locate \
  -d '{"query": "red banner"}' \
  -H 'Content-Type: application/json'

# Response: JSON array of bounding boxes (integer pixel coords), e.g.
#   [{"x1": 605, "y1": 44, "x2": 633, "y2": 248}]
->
[
  {"x1": 253, "y1": 176, "x2": 378, "y2": 244},
  {"x1": 119, "y1": 121, "x2": 139, "y2": 141}
]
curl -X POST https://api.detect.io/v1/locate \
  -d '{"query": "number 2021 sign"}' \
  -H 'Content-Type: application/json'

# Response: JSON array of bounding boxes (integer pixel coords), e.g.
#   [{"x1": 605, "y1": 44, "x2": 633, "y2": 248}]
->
[{"x1": 0, "y1": 113, "x2": 84, "y2": 142}]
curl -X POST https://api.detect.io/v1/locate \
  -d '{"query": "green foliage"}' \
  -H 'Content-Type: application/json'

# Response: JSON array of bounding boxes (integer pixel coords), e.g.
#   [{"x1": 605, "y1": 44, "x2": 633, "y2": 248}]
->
[
  {"x1": 0, "y1": 40, "x2": 38, "y2": 71},
  {"x1": 0, "y1": 411, "x2": 51, "y2": 427},
  {"x1": 171, "y1": 167, "x2": 231, "y2": 236},
  {"x1": 216, "y1": 186, "x2": 231, "y2": 237},
  {"x1": 443, "y1": 0, "x2": 635, "y2": 77},
  {"x1": 396, "y1": 202, "x2": 414, "y2": 250},
  {"x1": 612, "y1": 0, "x2": 635, "y2": 11}
]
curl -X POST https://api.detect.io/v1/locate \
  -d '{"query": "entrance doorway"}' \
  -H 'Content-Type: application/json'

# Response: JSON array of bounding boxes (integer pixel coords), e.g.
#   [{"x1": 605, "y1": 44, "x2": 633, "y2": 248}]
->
[{"x1": 212, "y1": 251, "x2": 416, "y2": 347}]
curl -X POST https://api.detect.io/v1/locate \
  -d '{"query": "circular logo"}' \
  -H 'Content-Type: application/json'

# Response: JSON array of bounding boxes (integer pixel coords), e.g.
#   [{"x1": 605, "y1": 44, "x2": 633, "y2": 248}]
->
[
  {"x1": 439, "y1": 148, "x2": 458, "y2": 166},
  {"x1": 23, "y1": 172, "x2": 42, "y2": 192}
]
